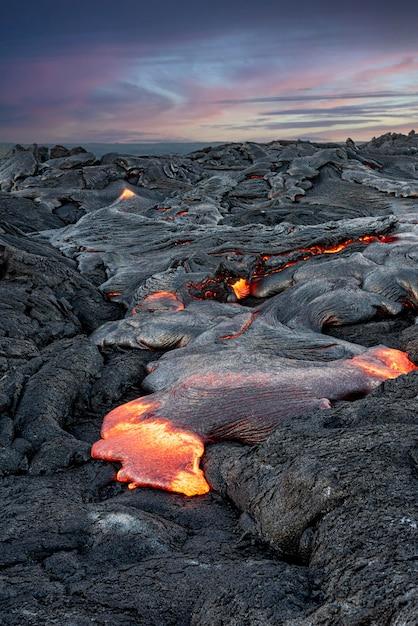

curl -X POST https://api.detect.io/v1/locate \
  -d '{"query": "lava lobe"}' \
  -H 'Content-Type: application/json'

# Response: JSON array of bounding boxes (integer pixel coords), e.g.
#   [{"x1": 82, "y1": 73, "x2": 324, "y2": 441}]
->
[{"x1": 92, "y1": 346, "x2": 416, "y2": 496}]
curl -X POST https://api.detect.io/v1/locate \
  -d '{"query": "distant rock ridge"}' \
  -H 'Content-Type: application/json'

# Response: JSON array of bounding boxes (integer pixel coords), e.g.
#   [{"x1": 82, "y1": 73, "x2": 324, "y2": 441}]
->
[{"x1": 360, "y1": 129, "x2": 418, "y2": 154}]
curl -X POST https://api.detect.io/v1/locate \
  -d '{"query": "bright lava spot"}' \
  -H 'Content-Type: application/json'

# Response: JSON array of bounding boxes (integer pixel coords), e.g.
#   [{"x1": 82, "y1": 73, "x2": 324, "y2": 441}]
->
[
  {"x1": 91, "y1": 399, "x2": 209, "y2": 497},
  {"x1": 132, "y1": 291, "x2": 185, "y2": 314},
  {"x1": 231, "y1": 278, "x2": 251, "y2": 299},
  {"x1": 119, "y1": 188, "x2": 136, "y2": 201},
  {"x1": 351, "y1": 347, "x2": 417, "y2": 380}
]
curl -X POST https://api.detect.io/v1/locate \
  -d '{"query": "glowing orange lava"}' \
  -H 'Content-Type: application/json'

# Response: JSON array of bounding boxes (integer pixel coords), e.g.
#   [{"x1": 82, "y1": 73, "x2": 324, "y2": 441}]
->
[
  {"x1": 119, "y1": 188, "x2": 136, "y2": 200},
  {"x1": 104, "y1": 290, "x2": 122, "y2": 300},
  {"x1": 252, "y1": 233, "x2": 397, "y2": 282},
  {"x1": 351, "y1": 347, "x2": 417, "y2": 380},
  {"x1": 132, "y1": 291, "x2": 185, "y2": 315},
  {"x1": 300, "y1": 234, "x2": 396, "y2": 257},
  {"x1": 272, "y1": 234, "x2": 396, "y2": 263},
  {"x1": 91, "y1": 232, "x2": 411, "y2": 498},
  {"x1": 91, "y1": 398, "x2": 209, "y2": 496},
  {"x1": 92, "y1": 346, "x2": 417, "y2": 497},
  {"x1": 197, "y1": 233, "x2": 397, "y2": 302},
  {"x1": 231, "y1": 278, "x2": 251, "y2": 300}
]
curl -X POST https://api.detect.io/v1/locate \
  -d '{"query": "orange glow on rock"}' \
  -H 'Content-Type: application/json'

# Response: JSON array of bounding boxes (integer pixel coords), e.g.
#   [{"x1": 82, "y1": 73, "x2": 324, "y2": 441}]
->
[
  {"x1": 190, "y1": 233, "x2": 396, "y2": 302},
  {"x1": 320, "y1": 242, "x2": 350, "y2": 254},
  {"x1": 91, "y1": 398, "x2": 209, "y2": 496},
  {"x1": 132, "y1": 291, "x2": 185, "y2": 314},
  {"x1": 253, "y1": 233, "x2": 397, "y2": 281},
  {"x1": 104, "y1": 290, "x2": 122, "y2": 300},
  {"x1": 351, "y1": 347, "x2": 417, "y2": 380},
  {"x1": 119, "y1": 188, "x2": 136, "y2": 200},
  {"x1": 231, "y1": 278, "x2": 251, "y2": 300},
  {"x1": 220, "y1": 311, "x2": 259, "y2": 340},
  {"x1": 91, "y1": 346, "x2": 417, "y2": 497},
  {"x1": 297, "y1": 234, "x2": 395, "y2": 258}
]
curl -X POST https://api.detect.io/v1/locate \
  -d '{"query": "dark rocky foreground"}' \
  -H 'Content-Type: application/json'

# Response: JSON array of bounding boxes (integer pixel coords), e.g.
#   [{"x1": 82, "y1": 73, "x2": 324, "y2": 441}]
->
[{"x1": 0, "y1": 132, "x2": 417, "y2": 625}]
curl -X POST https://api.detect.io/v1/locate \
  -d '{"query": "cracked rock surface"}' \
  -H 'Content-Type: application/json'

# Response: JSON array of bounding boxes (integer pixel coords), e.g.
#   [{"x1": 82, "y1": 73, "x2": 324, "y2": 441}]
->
[{"x1": 0, "y1": 135, "x2": 417, "y2": 625}]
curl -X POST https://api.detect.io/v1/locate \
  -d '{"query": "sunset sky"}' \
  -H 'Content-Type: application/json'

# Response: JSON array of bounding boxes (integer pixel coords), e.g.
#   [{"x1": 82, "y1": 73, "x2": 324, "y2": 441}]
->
[{"x1": 1, "y1": 0, "x2": 417, "y2": 144}]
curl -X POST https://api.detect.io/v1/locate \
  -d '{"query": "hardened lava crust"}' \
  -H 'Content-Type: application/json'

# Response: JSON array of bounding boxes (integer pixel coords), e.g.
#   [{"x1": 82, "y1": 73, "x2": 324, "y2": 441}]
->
[{"x1": 0, "y1": 132, "x2": 417, "y2": 625}]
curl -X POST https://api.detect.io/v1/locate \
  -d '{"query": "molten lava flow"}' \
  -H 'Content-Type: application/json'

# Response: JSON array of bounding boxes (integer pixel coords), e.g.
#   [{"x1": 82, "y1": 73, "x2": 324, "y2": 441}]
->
[
  {"x1": 132, "y1": 291, "x2": 185, "y2": 314},
  {"x1": 253, "y1": 233, "x2": 397, "y2": 281},
  {"x1": 91, "y1": 398, "x2": 209, "y2": 496},
  {"x1": 301, "y1": 234, "x2": 396, "y2": 256},
  {"x1": 231, "y1": 278, "x2": 251, "y2": 300},
  {"x1": 191, "y1": 233, "x2": 397, "y2": 303},
  {"x1": 91, "y1": 346, "x2": 417, "y2": 497},
  {"x1": 351, "y1": 347, "x2": 417, "y2": 381},
  {"x1": 119, "y1": 188, "x2": 136, "y2": 200},
  {"x1": 91, "y1": 232, "x2": 408, "y2": 499}
]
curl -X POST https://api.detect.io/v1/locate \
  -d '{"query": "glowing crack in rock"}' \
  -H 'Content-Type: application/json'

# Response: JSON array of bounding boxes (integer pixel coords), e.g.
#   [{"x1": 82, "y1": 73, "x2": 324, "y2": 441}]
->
[
  {"x1": 252, "y1": 234, "x2": 397, "y2": 280},
  {"x1": 220, "y1": 311, "x2": 259, "y2": 340},
  {"x1": 104, "y1": 290, "x2": 122, "y2": 301}
]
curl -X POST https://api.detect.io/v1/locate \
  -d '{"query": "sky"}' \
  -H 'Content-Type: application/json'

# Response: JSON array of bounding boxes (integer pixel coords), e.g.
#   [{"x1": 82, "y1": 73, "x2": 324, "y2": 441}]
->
[{"x1": 1, "y1": 0, "x2": 417, "y2": 144}]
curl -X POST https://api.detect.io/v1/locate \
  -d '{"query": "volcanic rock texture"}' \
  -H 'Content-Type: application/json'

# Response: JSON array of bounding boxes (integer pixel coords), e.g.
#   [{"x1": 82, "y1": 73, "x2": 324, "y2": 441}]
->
[{"x1": 0, "y1": 133, "x2": 418, "y2": 624}]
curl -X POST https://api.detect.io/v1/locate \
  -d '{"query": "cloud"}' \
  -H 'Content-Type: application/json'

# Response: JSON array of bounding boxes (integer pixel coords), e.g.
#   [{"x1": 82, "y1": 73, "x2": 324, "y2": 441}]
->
[
  {"x1": 218, "y1": 91, "x2": 418, "y2": 105},
  {"x1": 1, "y1": 2, "x2": 418, "y2": 142},
  {"x1": 206, "y1": 119, "x2": 382, "y2": 131},
  {"x1": 261, "y1": 101, "x2": 418, "y2": 117}
]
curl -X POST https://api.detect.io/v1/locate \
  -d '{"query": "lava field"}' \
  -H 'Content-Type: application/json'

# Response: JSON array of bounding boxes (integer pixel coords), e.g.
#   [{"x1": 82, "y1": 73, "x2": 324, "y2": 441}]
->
[{"x1": 0, "y1": 132, "x2": 417, "y2": 625}]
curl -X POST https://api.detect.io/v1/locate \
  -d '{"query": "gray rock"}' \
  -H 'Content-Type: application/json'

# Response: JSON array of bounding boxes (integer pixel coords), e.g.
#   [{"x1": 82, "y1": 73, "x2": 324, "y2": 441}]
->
[{"x1": 0, "y1": 132, "x2": 417, "y2": 625}]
